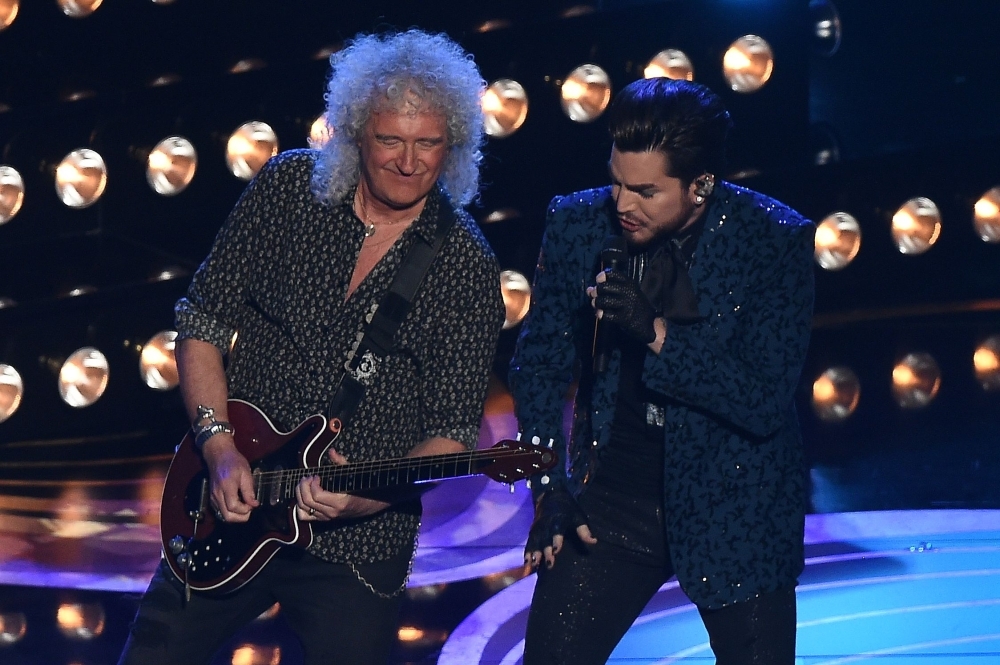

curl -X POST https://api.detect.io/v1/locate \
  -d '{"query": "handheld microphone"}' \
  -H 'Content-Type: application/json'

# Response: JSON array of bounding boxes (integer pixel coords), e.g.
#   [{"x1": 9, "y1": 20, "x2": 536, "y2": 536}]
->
[{"x1": 592, "y1": 235, "x2": 628, "y2": 374}]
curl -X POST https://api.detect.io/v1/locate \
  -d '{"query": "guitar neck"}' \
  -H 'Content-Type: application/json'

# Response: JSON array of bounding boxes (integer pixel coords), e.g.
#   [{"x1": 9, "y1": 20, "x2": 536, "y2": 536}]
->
[{"x1": 322, "y1": 450, "x2": 486, "y2": 493}]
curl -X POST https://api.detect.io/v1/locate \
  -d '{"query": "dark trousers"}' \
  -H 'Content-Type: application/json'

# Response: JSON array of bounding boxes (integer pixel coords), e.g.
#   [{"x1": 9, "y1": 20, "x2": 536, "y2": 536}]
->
[
  {"x1": 523, "y1": 482, "x2": 796, "y2": 665},
  {"x1": 117, "y1": 547, "x2": 410, "y2": 665}
]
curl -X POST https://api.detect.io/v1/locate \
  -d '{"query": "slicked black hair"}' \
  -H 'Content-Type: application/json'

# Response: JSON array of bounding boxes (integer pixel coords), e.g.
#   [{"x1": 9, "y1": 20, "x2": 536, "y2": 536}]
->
[{"x1": 608, "y1": 78, "x2": 732, "y2": 184}]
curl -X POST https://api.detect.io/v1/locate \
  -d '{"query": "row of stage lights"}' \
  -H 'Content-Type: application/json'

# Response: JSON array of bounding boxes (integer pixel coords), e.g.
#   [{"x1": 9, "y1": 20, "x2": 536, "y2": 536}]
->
[
  {"x1": 2, "y1": 310, "x2": 998, "y2": 427},
  {"x1": 0, "y1": 32, "x2": 783, "y2": 228}
]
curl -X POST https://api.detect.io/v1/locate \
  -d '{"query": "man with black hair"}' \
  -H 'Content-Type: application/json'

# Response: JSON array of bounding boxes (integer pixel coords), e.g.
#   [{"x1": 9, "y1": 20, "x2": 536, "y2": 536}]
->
[{"x1": 510, "y1": 78, "x2": 815, "y2": 664}]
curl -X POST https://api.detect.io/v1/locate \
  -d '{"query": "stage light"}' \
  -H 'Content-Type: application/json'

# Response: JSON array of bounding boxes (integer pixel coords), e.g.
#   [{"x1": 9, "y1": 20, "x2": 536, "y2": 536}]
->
[
  {"x1": 146, "y1": 136, "x2": 197, "y2": 196},
  {"x1": 891, "y1": 197, "x2": 941, "y2": 255},
  {"x1": 723, "y1": 35, "x2": 774, "y2": 93},
  {"x1": 482, "y1": 79, "x2": 529, "y2": 138},
  {"x1": 973, "y1": 186, "x2": 1000, "y2": 243},
  {"x1": 974, "y1": 335, "x2": 1000, "y2": 391},
  {"x1": 0, "y1": 0, "x2": 17, "y2": 33},
  {"x1": 58, "y1": 347, "x2": 110, "y2": 408},
  {"x1": 405, "y1": 583, "x2": 447, "y2": 601},
  {"x1": 809, "y1": 0, "x2": 842, "y2": 56},
  {"x1": 58, "y1": 0, "x2": 103, "y2": 18},
  {"x1": 56, "y1": 602, "x2": 105, "y2": 639},
  {"x1": 254, "y1": 603, "x2": 281, "y2": 622},
  {"x1": 560, "y1": 64, "x2": 611, "y2": 123},
  {"x1": 0, "y1": 297, "x2": 15, "y2": 308},
  {"x1": 482, "y1": 208, "x2": 521, "y2": 224},
  {"x1": 150, "y1": 0, "x2": 177, "y2": 4},
  {"x1": 0, "y1": 165, "x2": 25, "y2": 224},
  {"x1": 231, "y1": 644, "x2": 282, "y2": 665},
  {"x1": 149, "y1": 265, "x2": 189, "y2": 282},
  {"x1": 139, "y1": 330, "x2": 179, "y2": 390},
  {"x1": 55, "y1": 148, "x2": 107, "y2": 209},
  {"x1": 811, "y1": 366, "x2": 860, "y2": 422},
  {"x1": 814, "y1": 212, "x2": 861, "y2": 270},
  {"x1": 560, "y1": 5, "x2": 596, "y2": 18},
  {"x1": 148, "y1": 73, "x2": 182, "y2": 87},
  {"x1": 892, "y1": 352, "x2": 941, "y2": 409},
  {"x1": 500, "y1": 270, "x2": 531, "y2": 330},
  {"x1": 308, "y1": 114, "x2": 331, "y2": 149},
  {"x1": 397, "y1": 626, "x2": 448, "y2": 648},
  {"x1": 482, "y1": 566, "x2": 527, "y2": 592},
  {"x1": 229, "y1": 58, "x2": 267, "y2": 75},
  {"x1": 475, "y1": 19, "x2": 511, "y2": 33},
  {"x1": 226, "y1": 121, "x2": 278, "y2": 180},
  {"x1": 63, "y1": 285, "x2": 97, "y2": 298},
  {"x1": 0, "y1": 363, "x2": 23, "y2": 424},
  {"x1": 644, "y1": 49, "x2": 694, "y2": 81},
  {"x1": 0, "y1": 611, "x2": 26, "y2": 644}
]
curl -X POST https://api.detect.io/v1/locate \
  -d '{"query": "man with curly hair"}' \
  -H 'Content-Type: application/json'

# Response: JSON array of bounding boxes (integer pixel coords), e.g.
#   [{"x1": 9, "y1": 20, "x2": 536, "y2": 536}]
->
[
  {"x1": 510, "y1": 78, "x2": 814, "y2": 664},
  {"x1": 118, "y1": 29, "x2": 504, "y2": 665}
]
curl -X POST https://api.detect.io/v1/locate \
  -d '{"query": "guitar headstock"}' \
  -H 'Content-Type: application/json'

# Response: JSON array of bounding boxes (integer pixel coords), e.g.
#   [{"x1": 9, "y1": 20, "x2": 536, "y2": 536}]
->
[{"x1": 478, "y1": 439, "x2": 558, "y2": 483}]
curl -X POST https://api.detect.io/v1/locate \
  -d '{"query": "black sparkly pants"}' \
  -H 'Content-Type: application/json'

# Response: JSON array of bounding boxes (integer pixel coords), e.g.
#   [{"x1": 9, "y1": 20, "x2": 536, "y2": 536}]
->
[{"x1": 522, "y1": 482, "x2": 797, "y2": 665}]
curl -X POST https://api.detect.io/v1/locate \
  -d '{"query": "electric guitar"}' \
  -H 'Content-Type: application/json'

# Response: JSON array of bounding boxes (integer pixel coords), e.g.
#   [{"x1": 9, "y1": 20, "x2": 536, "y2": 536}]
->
[{"x1": 159, "y1": 399, "x2": 555, "y2": 595}]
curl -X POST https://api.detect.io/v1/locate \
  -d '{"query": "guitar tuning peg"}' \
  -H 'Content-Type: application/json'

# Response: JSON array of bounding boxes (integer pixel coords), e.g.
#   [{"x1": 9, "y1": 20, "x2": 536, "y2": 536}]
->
[
  {"x1": 547, "y1": 438, "x2": 555, "y2": 448},
  {"x1": 515, "y1": 431, "x2": 522, "y2": 441},
  {"x1": 526, "y1": 480, "x2": 531, "y2": 489},
  {"x1": 509, "y1": 483, "x2": 515, "y2": 494}
]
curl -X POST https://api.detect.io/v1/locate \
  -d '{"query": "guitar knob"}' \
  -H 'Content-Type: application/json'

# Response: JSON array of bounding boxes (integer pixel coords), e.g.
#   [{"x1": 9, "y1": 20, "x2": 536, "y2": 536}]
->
[
  {"x1": 176, "y1": 552, "x2": 191, "y2": 570},
  {"x1": 168, "y1": 536, "x2": 186, "y2": 554}
]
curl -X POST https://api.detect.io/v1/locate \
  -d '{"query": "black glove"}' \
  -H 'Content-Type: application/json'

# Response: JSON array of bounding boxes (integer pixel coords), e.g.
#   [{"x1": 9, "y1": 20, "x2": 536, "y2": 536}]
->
[
  {"x1": 524, "y1": 487, "x2": 590, "y2": 555},
  {"x1": 595, "y1": 270, "x2": 658, "y2": 343}
]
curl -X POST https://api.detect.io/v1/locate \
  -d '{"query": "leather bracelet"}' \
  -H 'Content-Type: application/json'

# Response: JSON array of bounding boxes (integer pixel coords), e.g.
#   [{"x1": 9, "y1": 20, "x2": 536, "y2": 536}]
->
[{"x1": 193, "y1": 421, "x2": 235, "y2": 451}]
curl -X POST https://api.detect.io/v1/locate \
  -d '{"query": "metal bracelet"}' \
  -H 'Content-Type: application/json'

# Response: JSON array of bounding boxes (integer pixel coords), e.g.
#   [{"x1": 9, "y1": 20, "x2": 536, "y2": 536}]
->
[{"x1": 193, "y1": 421, "x2": 235, "y2": 451}]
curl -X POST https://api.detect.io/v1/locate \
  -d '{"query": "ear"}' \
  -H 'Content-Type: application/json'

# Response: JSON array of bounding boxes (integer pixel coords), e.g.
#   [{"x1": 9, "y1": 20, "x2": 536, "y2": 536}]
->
[{"x1": 690, "y1": 174, "x2": 715, "y2": 205}]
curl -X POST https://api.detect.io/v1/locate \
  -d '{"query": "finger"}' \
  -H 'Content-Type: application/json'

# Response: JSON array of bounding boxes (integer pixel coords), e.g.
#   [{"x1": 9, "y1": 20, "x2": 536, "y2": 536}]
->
[
  {"x1": 551, "y1": 533, "x2": 565, "y2": 555},
  {"x1": 326, "y1": 448, "x2": 349, "y2": 465},
  {"x1": 577, "y1": 524, "x2": 598, "y2": 544},
  {"x1": 595, "y1": 270, "x2": 607, "y2": 284},
  {"x1": 543, "y1": 545, "x2": 556, "y2": 569}
]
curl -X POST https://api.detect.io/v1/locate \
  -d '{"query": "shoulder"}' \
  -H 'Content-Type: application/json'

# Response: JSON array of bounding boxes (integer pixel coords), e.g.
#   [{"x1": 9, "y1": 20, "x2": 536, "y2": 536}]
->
[
  {"x1": 256, "y1": 148, "x2": 320, "y2": 183},
  {"x1": 715, "y1": 182, "x2": 813, "y2": 249},
  {"x1": 547, "y1": 186, "x2": 614, "y2": 221},
  {"x1": 449, "y1": 208, "x2": 498, "y2": 264}
]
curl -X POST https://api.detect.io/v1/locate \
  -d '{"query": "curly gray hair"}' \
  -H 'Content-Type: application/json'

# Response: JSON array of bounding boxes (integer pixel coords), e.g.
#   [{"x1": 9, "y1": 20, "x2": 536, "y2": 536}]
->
[{"x1": 311, "y1": 30, "x2": 486, "y2": 208}]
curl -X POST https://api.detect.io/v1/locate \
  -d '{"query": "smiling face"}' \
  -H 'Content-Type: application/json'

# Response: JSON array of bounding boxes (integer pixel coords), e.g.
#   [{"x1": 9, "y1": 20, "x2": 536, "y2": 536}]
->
[
  {"x1": 609, "y1": 146, "x2": 704, "y2": 248},
  {"x1": 357, "y1": 107, "x2": 449, "y2": 215}
]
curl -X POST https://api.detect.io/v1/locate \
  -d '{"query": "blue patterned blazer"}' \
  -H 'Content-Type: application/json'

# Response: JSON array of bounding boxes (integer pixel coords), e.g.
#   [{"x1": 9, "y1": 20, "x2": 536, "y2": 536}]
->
[{"x1": 509, "y1": 182, "x2": 815, "y2": 609}]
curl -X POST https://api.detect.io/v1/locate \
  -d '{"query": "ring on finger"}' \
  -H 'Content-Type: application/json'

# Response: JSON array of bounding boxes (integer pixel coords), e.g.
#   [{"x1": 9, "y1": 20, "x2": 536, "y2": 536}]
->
[{"x1": 308, "y1": 507, "x2": 315, "y2": 516}]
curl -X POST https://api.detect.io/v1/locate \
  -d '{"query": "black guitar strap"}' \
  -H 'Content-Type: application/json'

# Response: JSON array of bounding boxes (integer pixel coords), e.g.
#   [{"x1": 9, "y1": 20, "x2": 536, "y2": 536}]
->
[{"x1": 325, "y1": 203, "x2": 456, "y2": 433}]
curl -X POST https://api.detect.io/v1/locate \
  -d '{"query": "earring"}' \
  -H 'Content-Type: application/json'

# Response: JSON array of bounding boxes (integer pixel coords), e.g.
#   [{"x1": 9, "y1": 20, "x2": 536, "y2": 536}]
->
[
  {"x1": 694, "y1": 195, "x2": 705, "y2": 205},
  {"x1": 694, "y1": 174, "x2": 715, "y2": 200}
]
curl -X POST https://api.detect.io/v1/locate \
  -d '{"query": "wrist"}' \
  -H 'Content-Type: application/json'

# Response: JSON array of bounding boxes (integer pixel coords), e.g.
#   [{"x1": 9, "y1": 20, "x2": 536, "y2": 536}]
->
[{"x1": 192, "y1": 421, "x2": 235, "y2": 452}]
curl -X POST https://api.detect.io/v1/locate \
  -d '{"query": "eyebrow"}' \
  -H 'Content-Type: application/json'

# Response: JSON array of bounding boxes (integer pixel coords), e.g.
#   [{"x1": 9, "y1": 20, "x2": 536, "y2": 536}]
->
[
  {"x1": 374, "y1": 133, "x2": 446, "y2": 145},
  {"x1": 608, "y1": 163, "x2": 658, "y2": 193}
]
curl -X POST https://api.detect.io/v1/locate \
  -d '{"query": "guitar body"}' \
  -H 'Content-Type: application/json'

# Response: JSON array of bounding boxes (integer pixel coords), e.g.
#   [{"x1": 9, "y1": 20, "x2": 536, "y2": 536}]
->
[
  {"x1": 159, "y1": 399, "x2": 555, "y2": 596},
  {"x1": 159, "y1": 400, "x2": 333, "y2": 595}
]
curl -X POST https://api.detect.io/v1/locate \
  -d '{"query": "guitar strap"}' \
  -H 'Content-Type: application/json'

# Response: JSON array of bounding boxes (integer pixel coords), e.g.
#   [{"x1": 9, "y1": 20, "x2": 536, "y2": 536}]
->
[{"x1": 325, "y1": 201, "x2": 457, "y2": 433}]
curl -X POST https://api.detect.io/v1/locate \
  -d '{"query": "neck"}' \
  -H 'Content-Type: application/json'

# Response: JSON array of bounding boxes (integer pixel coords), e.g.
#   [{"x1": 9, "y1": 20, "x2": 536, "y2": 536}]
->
[{"x1": 355, "y1": 182, "x2": 428, "y2": 227}]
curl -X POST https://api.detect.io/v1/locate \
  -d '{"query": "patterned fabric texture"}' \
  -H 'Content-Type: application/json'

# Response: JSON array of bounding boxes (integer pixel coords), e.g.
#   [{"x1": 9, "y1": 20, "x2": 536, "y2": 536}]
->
[
  {"x1": 175, "y1": 149, "x2": 505, "y2": 564},
  {"x1": 509, "y1": 182, "x2": 815, "y2": 609}
]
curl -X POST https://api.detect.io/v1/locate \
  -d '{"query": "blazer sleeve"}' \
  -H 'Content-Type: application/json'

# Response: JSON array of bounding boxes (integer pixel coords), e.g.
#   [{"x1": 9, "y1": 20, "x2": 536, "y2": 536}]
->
[
  {"x1": 643, "y1": 217, "x2": 815, "y2": 439},
  {"x1": 508, "y1": 195, "x2": 583, "y2": 487}
]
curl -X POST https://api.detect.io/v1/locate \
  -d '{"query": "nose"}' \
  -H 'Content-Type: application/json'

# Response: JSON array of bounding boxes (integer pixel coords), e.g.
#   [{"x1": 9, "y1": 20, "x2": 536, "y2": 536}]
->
[
  {"x1": 397, "y1": 144, "x2": 417, "y2": 176},
  {"x1": 614, "y1": 186, "x2": 636, "y2": 214}
]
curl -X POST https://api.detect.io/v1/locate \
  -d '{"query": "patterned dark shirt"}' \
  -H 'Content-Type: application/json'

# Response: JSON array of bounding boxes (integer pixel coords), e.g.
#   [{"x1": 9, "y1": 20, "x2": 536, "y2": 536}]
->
[{"x1": 175, "y1": 149, "x2": 505, "y2": 564}]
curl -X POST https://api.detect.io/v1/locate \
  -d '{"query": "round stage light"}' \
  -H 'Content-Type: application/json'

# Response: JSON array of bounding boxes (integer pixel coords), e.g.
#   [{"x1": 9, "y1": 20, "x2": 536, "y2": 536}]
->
[
  {"x1": 0, "y1": 363, "x2": 23, "y2": 424},
  {"x1": 723, "y1": 35, "x2": 774, "y2": 93},
  {"x1": 58, "y1": 347, "x2": 110, "y2": 408},
  {"x1": 55, "y1": 148, "x2": 107, "y2": 208},
  {"x1": 231, "y1": 644, "x2": 282, "y2": 665},
  {"x1": 973, "y1": 186, "x2": 1000, "y2": 243},
  {"x1": 56, "y1": 602, "x2": 105, "y2": 639},
  {"x1": 58, "y1": 0, "x2": 102, "y2": 17},
  {"x1": 226, "y1": 121, "x2": 278, "y2": 180},
  {"x1": 891, "y1": 197, "x2": 941, "y2": 255},
  {"x1": 560, "y1": 64, "x2": 611, "y2": 123},
  {"x1": 482, "y1": 208, "x2": 521, "y2": 224},
  {"x1": 814, "y1": 212, "x2": 861, "y2": 270},
  {"x1": 810, "y1": 0, "x2": 842, "y2": 56},
  {"x1": 892, "y1": 352, "x2": 941, "y2": 409},
  {"x1": 644, "y1": 49, "x2": 694, "y2": 81},
  {"x1": 974, "y1": 335, "x2": 1000, "y2": 391},
  {"x1": 482, "y1": 79, "x2": 529, "y2": 138},
  {"x1": 308, "y1": 114, "x2": 332, "y2": 148},
  {"x1": 500, "y1": 270, "x2": 531, "y2": 330},
  {"x1": 811, "y1": 366, "x2": 860, "y2": 421},
  {"x1": 0, "y1": 165, "x2": 25, "y2": 225},
  {"x1": 147, "y1": 136, "x2": 197, "y2": 195},
  {"x1": 140, "y1": 330, "x2": 179, "y2": 390},
  {"x1": 0, "y1": 611, "x2": 26, "y2": 644},
  {"x1": 0, "y1": 1, "x2": 17, "y2": 33}
]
